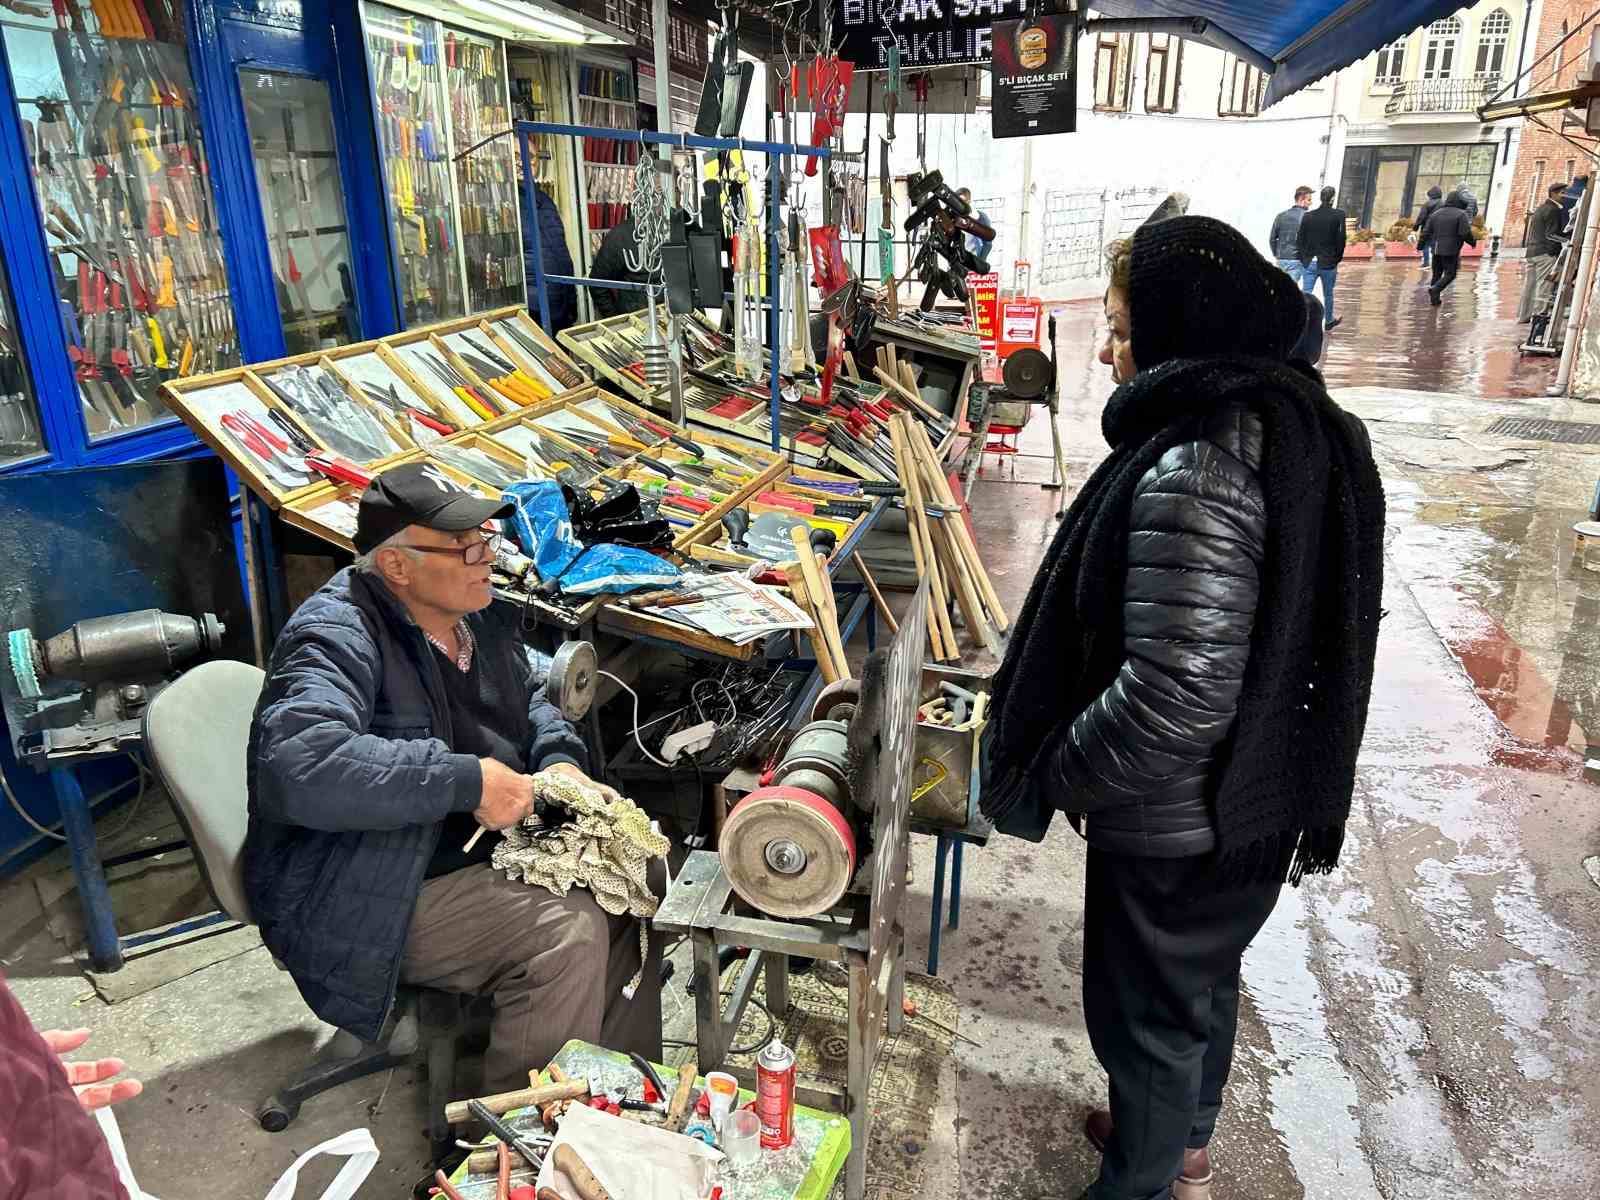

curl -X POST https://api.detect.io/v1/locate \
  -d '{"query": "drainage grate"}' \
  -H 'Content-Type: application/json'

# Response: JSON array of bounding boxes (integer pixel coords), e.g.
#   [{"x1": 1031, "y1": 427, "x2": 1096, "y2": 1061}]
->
[{"x1": 1485, "y1": 416, "x2": 1600, "y2": 445}]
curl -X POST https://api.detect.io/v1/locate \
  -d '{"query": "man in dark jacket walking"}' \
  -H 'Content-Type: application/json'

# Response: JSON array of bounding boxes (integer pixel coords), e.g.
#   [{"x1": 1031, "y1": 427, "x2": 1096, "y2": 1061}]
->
[
  {"x1": 1414, "y1": 185, "x2": 1444, "y2": 270},
  {"x1": 1418, "y1": 190, "x2": 1478, "y2": 306},
  {"x1": 244, "y1": 464, "x2": 661, "y2": 1106},
  {"x1": 1296, "y1": 185, "x2": 1346, "y2": 330},
  {"x1": 1519, "y1": 182, "x2": 1568, "y2": 322},
  {"x1": 1268, "y1": 185, "x2": 1313, "y2": 283}
]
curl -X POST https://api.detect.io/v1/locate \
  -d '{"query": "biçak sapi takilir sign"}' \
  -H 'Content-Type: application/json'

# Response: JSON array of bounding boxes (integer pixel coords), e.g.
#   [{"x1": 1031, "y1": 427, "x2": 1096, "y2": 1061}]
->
[{"x1": 837, "y1": 0, "x2": 1036, "y2": 70}]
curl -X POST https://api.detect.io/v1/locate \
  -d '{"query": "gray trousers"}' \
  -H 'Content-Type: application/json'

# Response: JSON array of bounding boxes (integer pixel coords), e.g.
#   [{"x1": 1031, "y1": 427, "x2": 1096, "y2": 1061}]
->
[
  {"x1": 401, "y1": 863, "x2": 663, "y2": 1094},
  {"x1": 1519, "y1": 253, "x2": 1557, "y2": 322}
]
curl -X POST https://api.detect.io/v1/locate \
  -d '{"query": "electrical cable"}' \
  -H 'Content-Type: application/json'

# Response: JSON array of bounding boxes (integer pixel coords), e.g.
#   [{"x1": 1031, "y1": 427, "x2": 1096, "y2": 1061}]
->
[
  {"x1": 598, "y1": 669, "x2": 675, "y2": 767},
  {"x1": 1, "y1": 752, "x2": 150, "y2": 843}
]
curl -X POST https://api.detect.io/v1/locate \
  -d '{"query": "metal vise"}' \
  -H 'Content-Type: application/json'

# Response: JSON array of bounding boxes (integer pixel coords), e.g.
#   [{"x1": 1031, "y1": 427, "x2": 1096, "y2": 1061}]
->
[{"x1": 8, "y1": 609, "x2": 225, "y2": 768}]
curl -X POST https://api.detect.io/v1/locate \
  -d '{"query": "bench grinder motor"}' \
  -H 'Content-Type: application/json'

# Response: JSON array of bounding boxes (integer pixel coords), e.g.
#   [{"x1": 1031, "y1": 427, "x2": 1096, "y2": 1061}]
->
[
  {"x1": 7, "y1": 609, "x2": 225, "y2": 767},
  {"x1": 720, "y1": 680, "x2": 871, "y2": 919}
]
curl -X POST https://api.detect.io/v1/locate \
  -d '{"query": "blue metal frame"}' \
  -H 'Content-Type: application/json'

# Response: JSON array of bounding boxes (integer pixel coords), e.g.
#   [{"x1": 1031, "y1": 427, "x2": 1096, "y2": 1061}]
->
[{"x1": 516, "y1": 120, "x2": 832, "y2": 453}]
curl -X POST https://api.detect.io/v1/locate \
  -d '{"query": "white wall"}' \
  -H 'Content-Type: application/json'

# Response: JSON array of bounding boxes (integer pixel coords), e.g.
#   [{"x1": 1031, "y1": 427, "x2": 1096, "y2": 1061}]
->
[{"x1": 815, "y1": 34, "x2": 1341, "y2": 301}]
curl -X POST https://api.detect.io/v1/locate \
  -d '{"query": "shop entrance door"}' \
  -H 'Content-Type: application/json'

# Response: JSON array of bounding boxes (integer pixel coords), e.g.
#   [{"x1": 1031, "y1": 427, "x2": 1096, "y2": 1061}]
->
[
  {"x1": 217, "y1": 21, "x2": 384, "y2": 356},
  {"x1": 1372, "y1": 155, "x2": 1413, "y2": 233}
]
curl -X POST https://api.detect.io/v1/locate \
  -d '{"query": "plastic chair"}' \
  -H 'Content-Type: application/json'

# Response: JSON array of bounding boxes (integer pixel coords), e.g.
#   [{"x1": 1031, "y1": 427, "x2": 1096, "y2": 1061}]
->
[{"x1": 141, "y1": 659, "x2": 462, "y2": 1161}]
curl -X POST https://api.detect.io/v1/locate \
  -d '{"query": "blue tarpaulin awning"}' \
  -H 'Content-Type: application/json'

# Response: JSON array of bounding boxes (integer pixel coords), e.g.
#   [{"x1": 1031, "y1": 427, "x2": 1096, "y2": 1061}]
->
[{"x1": 1085, "y1": 1, "x2": 1474, "y2": 107}]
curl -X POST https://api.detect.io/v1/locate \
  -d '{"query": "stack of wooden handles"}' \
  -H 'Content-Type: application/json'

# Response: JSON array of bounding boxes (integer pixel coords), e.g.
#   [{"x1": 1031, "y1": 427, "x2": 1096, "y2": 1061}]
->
[
  {"x1": 785, "y1": 346, "x2": 1010, "y2": 670},
  {"x1": 889, "y1": 409, "x2": 1009, "y2": 663},
  {"x1": 787, "y1": 524, "x2": 852, "y2": 684}
]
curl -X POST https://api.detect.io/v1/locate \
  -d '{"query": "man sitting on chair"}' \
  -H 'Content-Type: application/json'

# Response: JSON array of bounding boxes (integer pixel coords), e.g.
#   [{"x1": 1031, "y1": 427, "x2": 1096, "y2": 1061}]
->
[{"x1": 243, "y1": 464, "x2": 661, "y2": 1104}]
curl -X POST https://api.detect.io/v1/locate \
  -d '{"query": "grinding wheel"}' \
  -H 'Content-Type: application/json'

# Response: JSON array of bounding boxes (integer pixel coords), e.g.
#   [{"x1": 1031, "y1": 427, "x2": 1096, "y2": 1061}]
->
[
  {"x1": 812, "y1": 678, "x2": 861, "y2": 723},
  {"x1": 7, "y1": 629, "x2": 40, "y2": 699},
  {"x1": 547, "y1": 640, "x2": 597, "y2": 721},
  {"x1": 1002, "y1": 346, "x2": 1054, "y2": 400},
  {"x1": 721, "y1": 785, "x2": 857, "y2": 918}
]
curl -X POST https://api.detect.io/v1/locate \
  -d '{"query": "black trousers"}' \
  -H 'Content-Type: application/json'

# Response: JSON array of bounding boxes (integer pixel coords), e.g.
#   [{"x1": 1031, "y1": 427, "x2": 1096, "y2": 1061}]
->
[
  {"x1": 1083, "y1": 848, "x2": 1283, "y2": 1200},
  {"x1": 1431, "y1": 253, "x2": 1461, "y2": 295}
]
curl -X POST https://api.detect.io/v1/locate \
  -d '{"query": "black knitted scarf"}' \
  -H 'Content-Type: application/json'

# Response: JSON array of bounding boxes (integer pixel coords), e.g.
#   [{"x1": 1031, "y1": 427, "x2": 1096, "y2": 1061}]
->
[{"x1": 983, "y1": 354, "x2": 1386, "y2": 884}]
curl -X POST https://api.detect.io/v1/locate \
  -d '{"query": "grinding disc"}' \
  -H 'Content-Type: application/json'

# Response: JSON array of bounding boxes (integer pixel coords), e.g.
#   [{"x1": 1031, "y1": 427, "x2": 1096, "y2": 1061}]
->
[
  {"x1": 546, "y1": 640, "x2": 597, "y2": 721},
  {"x1": 722, "y1": 785, "x2": 857, "y2": 919},
  {"x1": 7, "y1": 629, "x2": 40, "y2": 699},
  {"x1": 1002, "y1": 347, "x2": 1054, "y2": 400},
  {"x1": 812, "y1": 678, "x2": 861, "y2": 723}
]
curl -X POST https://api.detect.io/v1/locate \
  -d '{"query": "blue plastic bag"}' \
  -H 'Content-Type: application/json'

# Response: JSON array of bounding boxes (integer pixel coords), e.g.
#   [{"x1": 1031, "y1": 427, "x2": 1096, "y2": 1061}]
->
[
  {"x1": 502, "y1": 481, "x2": 679, "y2": 596},
  {"x1": 503, "y1": 480, "x2": 582, "y2": 579}
]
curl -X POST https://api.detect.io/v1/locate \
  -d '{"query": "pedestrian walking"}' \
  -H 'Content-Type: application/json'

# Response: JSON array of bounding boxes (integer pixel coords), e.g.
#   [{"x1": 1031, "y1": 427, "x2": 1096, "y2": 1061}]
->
[
  {"x1": 1418, "y1": 190, "x2": 1478, "y2": 306},
  {"x1": 1518, "y1": 182, "x2": 1568, "y2": 323},
  {"x1": 980, "y1": 216, "x2": 1385, "y2": 1200},
  {"x1": 1269, "y1": 185, "x2": 1314, "y2": 283},
  {"x1": 1414, "y1": 185, "x2": 1444, "y2": 270},
  {"x1": 1296, "y1": 186, "x2": 1346, "y2": 330},
  {"x1": 1454, "y1": 181, "x2": 1480, "y2": 221}
]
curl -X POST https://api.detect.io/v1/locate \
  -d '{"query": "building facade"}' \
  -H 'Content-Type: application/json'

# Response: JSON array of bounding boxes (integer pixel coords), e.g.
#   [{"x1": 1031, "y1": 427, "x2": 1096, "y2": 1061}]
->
[
  {"x1": 1502, "y1": 0, "x2": 1598, "y2": 247},
  {"x1": 1336, "y1": 2, "x2": 1531, "y2": 238},
  {"x1": 879, "y1": 31, "x2": 1344, "y2": 301}
]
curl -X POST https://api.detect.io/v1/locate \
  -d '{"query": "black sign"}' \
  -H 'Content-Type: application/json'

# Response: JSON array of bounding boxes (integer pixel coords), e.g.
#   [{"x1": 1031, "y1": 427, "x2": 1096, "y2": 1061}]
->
[
  {"x1": 991, "y1": 12, "x2": 1076, "y2": 138},
  {"x1": 837, "y1": 0, "x2": 1034, "y2": 71}
]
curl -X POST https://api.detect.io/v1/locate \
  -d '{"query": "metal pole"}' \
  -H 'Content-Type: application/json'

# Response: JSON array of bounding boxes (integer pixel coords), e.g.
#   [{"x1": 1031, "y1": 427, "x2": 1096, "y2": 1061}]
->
[
  {"x1": 859, "y1": 74, "x2": 873, "y2": 280},
  {"x1": 651, "y1": 0, "x2": 673, "y2": 152},
  {"x1": 520, "y1": 126, "x2": 554, "y2": 334},
  {"x1": 768, "y1": 160, "x2": 782, "y2": 451},
  {"x1": 1553, "y1": 181, "x2": 1600, "y2": 395}
]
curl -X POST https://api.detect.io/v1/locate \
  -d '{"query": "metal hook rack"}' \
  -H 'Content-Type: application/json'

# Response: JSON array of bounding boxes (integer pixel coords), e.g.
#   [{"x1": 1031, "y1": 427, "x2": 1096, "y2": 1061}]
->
[{"x1": 515, "y1": 120, "x2": 839, "y2": 450}]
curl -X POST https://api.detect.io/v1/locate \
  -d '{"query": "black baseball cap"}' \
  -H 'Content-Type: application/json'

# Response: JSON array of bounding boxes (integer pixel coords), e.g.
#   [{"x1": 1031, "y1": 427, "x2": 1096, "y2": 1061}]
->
[{"x1": 354, "y1": 462, "x2": 513, "y2": 554}]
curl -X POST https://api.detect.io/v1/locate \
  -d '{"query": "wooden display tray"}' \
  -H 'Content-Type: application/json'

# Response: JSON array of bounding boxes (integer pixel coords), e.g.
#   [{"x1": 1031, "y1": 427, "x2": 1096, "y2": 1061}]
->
[{"x1": 159, "y1": 307, "x2": 587, "y2": 509}]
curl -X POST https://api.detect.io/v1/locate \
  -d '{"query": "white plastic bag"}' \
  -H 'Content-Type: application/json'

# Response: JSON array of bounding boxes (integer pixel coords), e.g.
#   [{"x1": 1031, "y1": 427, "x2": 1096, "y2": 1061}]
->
[{"x1": 95, "y1": 1108, "x2": 379, "y2": 1200}]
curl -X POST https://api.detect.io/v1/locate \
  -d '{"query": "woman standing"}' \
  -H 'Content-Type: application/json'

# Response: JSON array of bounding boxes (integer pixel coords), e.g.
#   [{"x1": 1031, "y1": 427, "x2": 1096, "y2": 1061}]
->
[{"x1": 981, "y1": 217, "x2": 1384, "y2": 1200}]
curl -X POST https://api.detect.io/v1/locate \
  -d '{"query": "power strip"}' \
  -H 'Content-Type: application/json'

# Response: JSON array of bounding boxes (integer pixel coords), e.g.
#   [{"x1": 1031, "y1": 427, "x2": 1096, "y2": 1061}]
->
[{"x1": 661, "y1": 720, "x2": 717, "y2": 764}]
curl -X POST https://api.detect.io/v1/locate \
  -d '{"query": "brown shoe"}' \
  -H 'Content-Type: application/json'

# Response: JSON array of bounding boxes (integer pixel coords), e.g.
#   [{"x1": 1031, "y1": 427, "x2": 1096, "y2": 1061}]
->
[{"x1": 1083, "y1": 1110, "x2": 1214, "y2": 1200}]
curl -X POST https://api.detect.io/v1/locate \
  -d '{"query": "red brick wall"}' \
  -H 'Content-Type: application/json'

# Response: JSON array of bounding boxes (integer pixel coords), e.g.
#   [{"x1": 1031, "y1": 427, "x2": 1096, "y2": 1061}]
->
[{"x1": 1504, "y1": 0, "x2": 1597, "y2": 247}]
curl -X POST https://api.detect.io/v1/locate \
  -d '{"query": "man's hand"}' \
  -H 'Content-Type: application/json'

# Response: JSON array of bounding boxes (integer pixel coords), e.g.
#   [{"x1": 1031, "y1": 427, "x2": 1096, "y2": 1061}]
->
[
  {"x1": 41, "y1": 1028, "x2": 143, "y2": 1111},
  {"x1": 544, "y1": 761, "x2": 621, "y2": 804},
  {"x1": 475, "y1": 757, "x2": 535, "y2": 829}
]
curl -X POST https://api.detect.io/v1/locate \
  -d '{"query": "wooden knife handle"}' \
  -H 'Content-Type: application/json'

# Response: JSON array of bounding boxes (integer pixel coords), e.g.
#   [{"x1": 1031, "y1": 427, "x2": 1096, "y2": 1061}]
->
[{"x1": 553, "y1": 1144, "x2": 612, "y2": 1200}]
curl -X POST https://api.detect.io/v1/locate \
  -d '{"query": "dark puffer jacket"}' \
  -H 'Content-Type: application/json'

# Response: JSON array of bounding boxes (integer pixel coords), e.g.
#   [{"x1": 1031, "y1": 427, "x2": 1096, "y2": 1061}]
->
[
  {"x1": 243, "y1": 568, "x2": 586, "y2": 1042},
  {"x1": 1051, "y1": 404, "x2": 1265, "y2": 857},
  {"x1": 1419, "y1": 193, "x2": 1478, "y2": 258}
]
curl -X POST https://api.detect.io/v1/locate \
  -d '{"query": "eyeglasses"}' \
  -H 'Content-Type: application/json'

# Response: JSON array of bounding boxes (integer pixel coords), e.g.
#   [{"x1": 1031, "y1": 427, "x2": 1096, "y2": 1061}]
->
[{"x1": 397, "y1": 531, "x2": 496, "y2": 566}]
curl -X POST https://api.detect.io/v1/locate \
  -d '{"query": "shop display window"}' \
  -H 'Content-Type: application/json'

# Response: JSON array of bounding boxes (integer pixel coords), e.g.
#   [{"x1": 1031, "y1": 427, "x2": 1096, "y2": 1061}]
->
[
  {"x1": 0, "y1": 275, "x2": 45, "y2": 466},
  {"x1": 364, "y1": 3, "x2": 465, "y2": 326},
  {"x1": 3, "y1": 0, "x2": 238, "y2": 438},
  {"x1": 239, "y1": 68, "x2": 361, "y2": 355},
  {"x1": 445, "y1": 25, "x2": 524, "y2": 314}
]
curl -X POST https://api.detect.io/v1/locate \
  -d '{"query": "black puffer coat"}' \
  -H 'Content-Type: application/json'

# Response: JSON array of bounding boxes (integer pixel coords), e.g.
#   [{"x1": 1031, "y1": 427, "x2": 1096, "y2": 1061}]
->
[
  {"x1": 243, "y1": 568, "x2": 586, "y2": 1041},
  {"x1": 1050, "y1": 404, "x2": 1266, "y2": 857}
]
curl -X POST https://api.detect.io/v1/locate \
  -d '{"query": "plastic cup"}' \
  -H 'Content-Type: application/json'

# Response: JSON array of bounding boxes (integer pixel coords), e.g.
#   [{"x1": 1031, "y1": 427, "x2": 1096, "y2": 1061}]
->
[{"x1": 724, "y1": 1108, "x2": 762, "y2": 1167}]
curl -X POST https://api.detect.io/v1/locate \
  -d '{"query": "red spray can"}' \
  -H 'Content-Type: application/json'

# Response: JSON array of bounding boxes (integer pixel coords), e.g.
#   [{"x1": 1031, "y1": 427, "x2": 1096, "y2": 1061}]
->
[{"x1": 755, "y1": 1037, "x2": 796, "y2": 1149}]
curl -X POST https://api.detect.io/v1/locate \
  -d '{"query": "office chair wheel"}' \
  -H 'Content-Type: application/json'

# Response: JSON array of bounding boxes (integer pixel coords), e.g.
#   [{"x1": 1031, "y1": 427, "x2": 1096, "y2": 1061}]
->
[{"x1": 257, "y1": 1098, "x2": 299, "y2": 1133}]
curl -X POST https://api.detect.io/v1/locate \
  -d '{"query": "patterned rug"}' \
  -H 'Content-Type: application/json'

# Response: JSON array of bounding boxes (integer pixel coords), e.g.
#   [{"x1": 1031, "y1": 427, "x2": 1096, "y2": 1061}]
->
[{"x1": 719, "y1": 959, "x2": 959, "y2": 1200}]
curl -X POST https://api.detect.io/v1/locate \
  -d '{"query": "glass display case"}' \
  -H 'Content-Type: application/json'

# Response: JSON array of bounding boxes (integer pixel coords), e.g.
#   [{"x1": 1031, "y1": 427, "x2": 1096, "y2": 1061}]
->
[
  {"x1": 0, "y1": 278, "x2": 44, "y2": 466},
  {"x1": 446, "y1": 26, "x2": 523, "y2": 313},
  {"x1": 3, "y1": 0, "x2": 238, "y2": 438},
  {"x1": 239, "y1": 68, "x2": 360, "y2": 355},
  {"x1": 364, "y1": 2, "x2": 464, "y2": 326}
]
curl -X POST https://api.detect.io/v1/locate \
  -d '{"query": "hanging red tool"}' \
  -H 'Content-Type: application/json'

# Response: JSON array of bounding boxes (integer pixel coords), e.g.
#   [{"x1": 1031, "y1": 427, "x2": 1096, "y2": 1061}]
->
[{"x1": 806, "y1": 58, "x2": 854, "y2": 178}]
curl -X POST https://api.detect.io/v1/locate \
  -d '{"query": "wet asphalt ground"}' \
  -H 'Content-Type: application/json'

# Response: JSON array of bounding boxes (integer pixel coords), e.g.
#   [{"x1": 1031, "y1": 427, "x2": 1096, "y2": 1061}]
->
[{"x1": 946, "y1": 256, "x2": 1600, "y2": 1198}]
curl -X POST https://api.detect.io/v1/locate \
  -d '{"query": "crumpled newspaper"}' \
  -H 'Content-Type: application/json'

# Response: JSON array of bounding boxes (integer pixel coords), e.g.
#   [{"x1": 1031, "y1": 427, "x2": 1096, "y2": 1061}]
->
[{"x1": 492, "y1": 769, "x2": 671, "y2": 997}]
